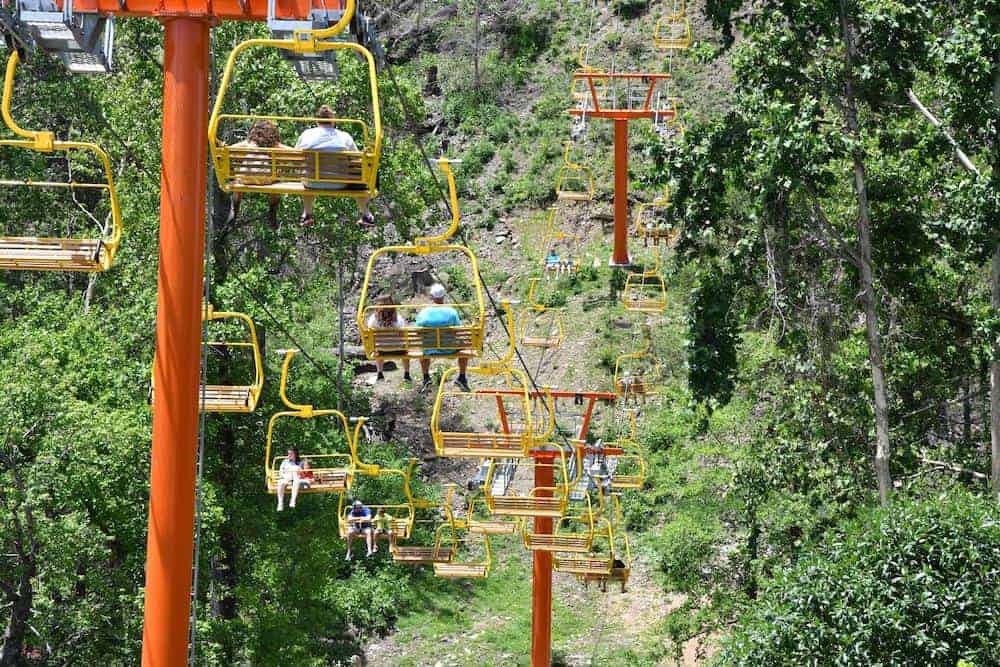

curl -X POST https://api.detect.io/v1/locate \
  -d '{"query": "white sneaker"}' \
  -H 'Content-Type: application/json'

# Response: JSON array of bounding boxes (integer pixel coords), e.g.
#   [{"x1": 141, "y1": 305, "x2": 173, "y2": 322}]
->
[
  {"x1": 345, "y1": 552, "x2": 352, "y2": 561},
  {"x1": 277, "y1": 506, "x2": 284, "y2": 512}
]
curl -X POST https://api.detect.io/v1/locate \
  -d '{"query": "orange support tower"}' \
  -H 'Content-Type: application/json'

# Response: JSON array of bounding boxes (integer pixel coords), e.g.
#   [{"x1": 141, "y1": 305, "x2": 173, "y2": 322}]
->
[
  {"x1": 492, "y1": 389, "x2": 616, "y2": 666},
  {"x1": 569, "y1": 71, "x2": 673, "y2": 266},
  {"x1": 17, "y1": 0, "x2": 344, "y2": 664}
]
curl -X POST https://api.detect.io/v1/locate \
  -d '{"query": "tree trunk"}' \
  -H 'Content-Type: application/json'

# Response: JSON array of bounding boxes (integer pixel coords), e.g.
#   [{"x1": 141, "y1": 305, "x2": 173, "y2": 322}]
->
[
  {"x1": 840, "y1": 0, "x2": 893, "y2": 504},
  {"x1": 990, "y1": 65, "x2": 1000, "y2": 499},
  {"x1": 991, "y1": 244, "x2": 999, "y2": 498},
  {"x1": 0, "y1": 573, "x2": 34, "y2": 666}
]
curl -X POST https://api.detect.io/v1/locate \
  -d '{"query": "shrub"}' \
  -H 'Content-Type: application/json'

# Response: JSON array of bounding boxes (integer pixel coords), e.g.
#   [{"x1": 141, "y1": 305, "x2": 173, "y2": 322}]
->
[
  {"x1": 653, "y1": 513, "x2": 720, "y2": 592},
  {"x1": 718, "y1": 490, "x2": 1000, "y2": 666}
]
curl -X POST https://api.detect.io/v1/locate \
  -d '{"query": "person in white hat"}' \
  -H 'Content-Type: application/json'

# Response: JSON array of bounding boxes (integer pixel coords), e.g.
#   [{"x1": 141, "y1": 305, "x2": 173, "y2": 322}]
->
[{"x1": 414, "y1": 283, "x2": 470, "y2": 392}]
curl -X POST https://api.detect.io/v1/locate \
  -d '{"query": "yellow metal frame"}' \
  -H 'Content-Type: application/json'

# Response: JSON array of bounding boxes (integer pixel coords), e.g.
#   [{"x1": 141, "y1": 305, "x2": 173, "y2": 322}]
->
[
  {"x1": 391, "y1": 484, "x2": 458, "y2": 565},
  {"x1": 431, "y1": 302, "x2": 554, "y2": 458},
  {"x1": 554, "y1": 142, "x2": 595, "y2": 202},
  {"x1": 552, "y1": 515, "x2": 615, "y2": 576},
  {"x1": 613, "y1": 348, "x2": 661, "y2": 401},
  {"x1": 604, "y1": 411, "x2": 648, "y2": 490},
  {"x1": 576, "y1": 492, "x2": 632, "y2": 587},
  {"x1": 337, "y1": 459, "x2": 419, "y2": 541},
  {"x1": 483, "y1": 447, "x2": 569, "y2": 519},
  {"x1": 434, "y1": 503, "x2": 493, "y2": 579},
  {"x1": 466, "y1": 495, "x2": 519, "y2": 535},
  {"x1": 200, "y1": 303, "x2": 265, "y2": 413},
  {"x1": 634, "y1": 187, "x2": 680, "y2": 247},
  {"x1": 623, "y1": 255, "x2": 668, "y2": 313},
  {"x1": 570, "y1": 44, "x2": 608, "y2": 105},
  {"x1": 518, "y1": 278, "x2": 564, "y2": 349},
  {"x1": 522, "y1": 493, "x2": 595, "y2": 553},
  {"x1": 0, "y1": 51, "x2": 123, "y2": 272},
  {"x1": 357, "y1": 160, "x2": 487, "y2": 360},
  {"x1": 541, "y1": 207, "x2": 584, "y2": 274},
  {"x1": 207, "y1": 0, "x2": 382, "y2": 198},
  {"x1": 653, "y1": 2, "x2": 693, "y2": 50},
  {"x1": 264, "y1": 350, "x2": 368, "y2": 496}
]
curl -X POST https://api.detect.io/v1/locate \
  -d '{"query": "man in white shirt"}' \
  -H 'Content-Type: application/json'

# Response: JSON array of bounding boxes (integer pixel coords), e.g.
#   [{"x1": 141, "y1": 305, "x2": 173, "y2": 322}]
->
[{"x1": 296, "y1": 104, "x2": 374, "y2": 227}]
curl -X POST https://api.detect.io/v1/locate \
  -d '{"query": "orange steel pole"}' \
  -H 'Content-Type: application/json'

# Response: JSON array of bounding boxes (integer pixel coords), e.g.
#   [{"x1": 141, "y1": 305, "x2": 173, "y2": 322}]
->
[
  {"x1": 531, "y1": 456, "x2": 554, "y2": 667},
  {"x1": 141, "y1": 17, "x2": 210, "y2": 667},
  {"x1": 611, "y1": 118, "x2": 630, "y2": 267}
]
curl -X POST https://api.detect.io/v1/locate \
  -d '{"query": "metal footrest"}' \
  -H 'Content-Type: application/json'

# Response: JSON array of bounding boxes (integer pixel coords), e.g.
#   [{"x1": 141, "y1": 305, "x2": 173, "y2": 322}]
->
[{"x1": 17, "y1": 0, "x2": 114, "y2": 74}]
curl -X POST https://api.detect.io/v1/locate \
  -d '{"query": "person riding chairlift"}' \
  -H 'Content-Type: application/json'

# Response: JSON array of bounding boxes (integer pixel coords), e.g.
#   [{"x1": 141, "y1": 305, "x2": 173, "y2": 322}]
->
[
  {"x1": 345, "y1": 499, "x2": 375, "y2": 560},
  {"x1": 415, "y1": 283, "x2": 470, "y2": 393},
  {"x1": 276, "y1": 448, "x2": 304, "y2": 511},
  {"x1": 365, "y1": 293, "x2": 412, "y2": 384},
  {"x1": 296, "y1": 104, "x2": 375, "y2": 228}
]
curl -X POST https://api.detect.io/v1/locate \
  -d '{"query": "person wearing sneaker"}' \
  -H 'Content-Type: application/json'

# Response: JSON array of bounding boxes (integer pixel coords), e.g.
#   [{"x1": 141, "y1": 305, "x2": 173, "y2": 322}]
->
[
  {"x1": 275, "y1": 448, "x2": 304, "y2": 512},
  {"x1": 295, "y1": 105, "x2": 375, "y2": 227},
  {"x1": 344, "y1": 500, "x2": 375, "y2": 560},
  {"x1": 415, "y1": 283, "x2": 470, "y2": 392},
  {"x1": 365, "y1": 293, "x2": 412, "y2": 383}
]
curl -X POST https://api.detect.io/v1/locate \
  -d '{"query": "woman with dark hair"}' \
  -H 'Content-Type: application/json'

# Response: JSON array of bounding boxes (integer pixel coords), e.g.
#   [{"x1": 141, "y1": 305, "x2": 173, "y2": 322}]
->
[
  {"x1": 276, "y1": 447, "x2": 303, "y2": 511},
  {"x1": 365, "y1": 293, "x2": 411, "y2": 382},
  {"x1": 230, "y1": 119, "x2": 289, "y2": 227}
]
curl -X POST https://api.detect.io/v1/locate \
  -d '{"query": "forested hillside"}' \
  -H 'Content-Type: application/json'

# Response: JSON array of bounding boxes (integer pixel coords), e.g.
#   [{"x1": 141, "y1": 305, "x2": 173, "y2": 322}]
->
[{"x1": 1, "y1": 0, "x2": 998, "y2": 665}]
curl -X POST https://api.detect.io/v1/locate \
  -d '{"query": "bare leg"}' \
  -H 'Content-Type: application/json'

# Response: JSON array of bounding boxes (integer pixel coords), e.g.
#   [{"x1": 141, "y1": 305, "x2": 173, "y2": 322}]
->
[
  {"x1": 302, "y1": 195, "x2": 315, "y2": 219},
  {"x1": 458, "y1": 357, "x2": 469, "y2": 375},
  {"x1": 365, "y1": 528, "x2": 375, "y2": 555},
  {"x1": 402, "y1": 358, "x2": 412, "y2": 379},
  {"x1": 420, "y1": 358, "x2": 431, "y2": 376},
  {"x1": 276, "y1": 479, "x2": 287, "y2": 511},
  {"x1": 346, "y1": 529, "x2": 356, "y2": 559},
  {"x1": 290, "y1": 478, "x2": 301, "y2": 508},
  {"x1": 358, "y1": 196, "x2": 371, "y2": 216}
]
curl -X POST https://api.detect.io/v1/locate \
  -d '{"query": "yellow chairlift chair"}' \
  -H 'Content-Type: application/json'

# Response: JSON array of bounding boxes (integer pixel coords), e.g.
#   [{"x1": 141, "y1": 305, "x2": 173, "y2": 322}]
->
[
  {"x1": 552, "y1": 514, "x2": 615, "y2": 577},
  {"x1": 431, "y1": 302, "x2": 552, "y2": 458},
  {"x1": 338, "y1": 460, "x2": 419, "y2": 543},
  {"x1": 634, "y1": 187, "x2": 681, "y2": 249},
  {"x1": 577, "y1": 492, "x2": 632, "y2": 592},
  {"x1": 0, "y1": 51, "x2": 122, "y2": 272},
  {"x1": 554, "y1": 142, "x2": 595, "y2": 202},
  {"x1": 465, "y1": 494, "x2": 519, "y2": 536},
  {"x1": 622, "y1": 255, "x2": 668, "y2": 313},
  {"x1": 541, "y1": 207, "x2": 585, "y2": 278},
  {"x1": 264, "y1": 350, "x2": 366, "y2": 497},
  {"x1": 570, "y1": 44, "x2": 608, "y2": 111},
  {"x1": 522, "y1": 492, "x2": 596, "y2": 553},
  {"x1": 483, "y1": 445, "x2": 568, "y2": 519},
  {"x1": 433, "y1": 503, "x2": 493, "y2": 579},
  {"x1": 391, "y1": 484, "x2": 458, "y2": 566},
  {"x1": 590, "y1": 411, "x2": 648, "y2": 491},
  {"x1": 518, "y1": 278, "x2": 565, "y2": 350},
  {"x1": 357, "y1": 160, "x2": 486, "y2": 362},
  {"x1": 613, "y1": 348, "x2": 662, "y2": 405},
  {"x1": 208, "y1": 0, "x2": 381, "y2": 201},
  {"x1": 653, "y1": 1, "x2": 693, "y2": 50},
  {"x1": 199, "y1": 303, "x2": 265, "y2": 413}
]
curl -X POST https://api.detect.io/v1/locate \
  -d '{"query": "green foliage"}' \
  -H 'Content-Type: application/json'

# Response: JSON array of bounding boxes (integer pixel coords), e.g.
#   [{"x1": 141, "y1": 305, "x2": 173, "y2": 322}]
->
[
  {"x1": 652, "y1": 514, "x2": 721, "y2": 592},
  {"x1": 718, "y1": 490, "x2": 1000, "y2": 666},
  {"x1": 686, "y1": 263, "x2": 738, "y2": 409}
]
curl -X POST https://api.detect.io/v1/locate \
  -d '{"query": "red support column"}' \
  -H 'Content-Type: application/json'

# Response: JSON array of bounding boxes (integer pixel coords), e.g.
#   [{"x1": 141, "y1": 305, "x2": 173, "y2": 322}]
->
[
  {"x1": 141, "y1": 17, "x2": 210, "y2": 667},
  {"x1": 531, "y1": 457, "x2": 554, "y2": 667},
  {"x1": 611, "y1": 118, "x2": 630, "y2": 267}
]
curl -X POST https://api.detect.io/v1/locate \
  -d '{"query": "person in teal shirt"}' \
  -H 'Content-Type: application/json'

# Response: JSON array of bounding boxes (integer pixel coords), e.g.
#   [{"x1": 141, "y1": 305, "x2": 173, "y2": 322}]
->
[{"x1": 416, "y1": 283, "x2": 470, "y2": 392}]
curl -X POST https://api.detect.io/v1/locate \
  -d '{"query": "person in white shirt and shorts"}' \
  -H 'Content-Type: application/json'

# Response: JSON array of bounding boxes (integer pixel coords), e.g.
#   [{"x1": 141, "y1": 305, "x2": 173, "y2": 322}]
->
[{"x1": 295, "y1": 104, "x2": 374, "y2": 227}]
